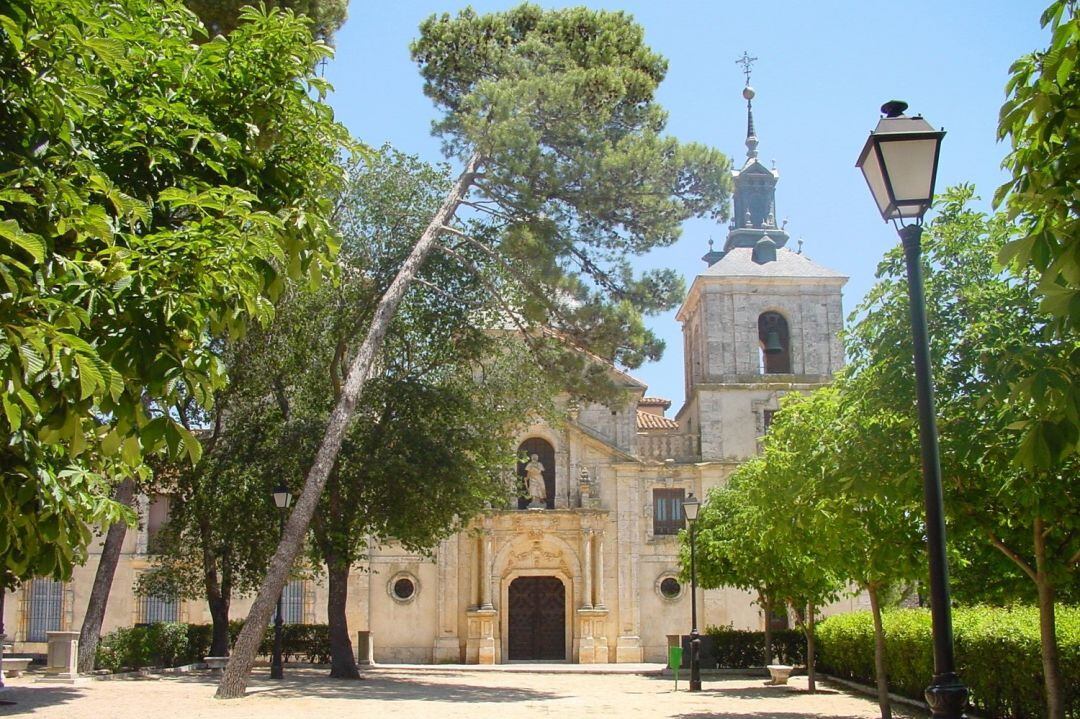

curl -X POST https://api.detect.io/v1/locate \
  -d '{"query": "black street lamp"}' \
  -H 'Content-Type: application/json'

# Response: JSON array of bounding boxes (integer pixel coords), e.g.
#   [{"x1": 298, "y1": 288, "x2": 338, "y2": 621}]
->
[
  {"x1": 857, "y1": 101, "x2": 968, "y2": 719},
  {"x1": 270, "y1": 483, "x2": 293, "y2": 681},
  {"x1": 682, "y1": 493, "x2": 702, "y2": 692}
]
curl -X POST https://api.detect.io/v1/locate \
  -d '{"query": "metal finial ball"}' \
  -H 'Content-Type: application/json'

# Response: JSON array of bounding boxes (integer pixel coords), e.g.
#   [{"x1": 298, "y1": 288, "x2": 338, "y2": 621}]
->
[{"x1": 742, "y1": 86, "x2": 755, "y2": 100}]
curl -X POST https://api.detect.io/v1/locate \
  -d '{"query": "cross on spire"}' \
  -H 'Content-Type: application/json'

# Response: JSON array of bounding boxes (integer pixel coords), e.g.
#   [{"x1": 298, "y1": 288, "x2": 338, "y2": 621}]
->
[{"x1": 736, "y1": 51, "x2": 757, "y2": 86}]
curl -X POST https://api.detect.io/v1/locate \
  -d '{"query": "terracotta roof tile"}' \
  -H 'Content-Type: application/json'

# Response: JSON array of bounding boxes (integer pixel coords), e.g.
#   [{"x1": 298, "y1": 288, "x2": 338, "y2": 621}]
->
[{"x1": 636, "y1": 409, "x2": 679, "y2": 431}]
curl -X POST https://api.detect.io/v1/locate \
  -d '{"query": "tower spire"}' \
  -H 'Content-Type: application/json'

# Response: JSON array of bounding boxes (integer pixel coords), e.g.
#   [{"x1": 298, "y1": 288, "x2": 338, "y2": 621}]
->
[{"x1": 736, "y1": 51, "x2": 758, "y2": 160}]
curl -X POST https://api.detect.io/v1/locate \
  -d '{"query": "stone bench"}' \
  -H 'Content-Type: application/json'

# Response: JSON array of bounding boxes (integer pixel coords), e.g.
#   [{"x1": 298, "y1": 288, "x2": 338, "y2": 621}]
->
[
  {"x1": 2, "y1": 658, "x2": 33, "y2": 677},
  {"x1": 204, "y1": 656, "x2": 229, "y2": 674},
  {"x1": 767, "y1": 664, "x2": 794, "y2": 685}
]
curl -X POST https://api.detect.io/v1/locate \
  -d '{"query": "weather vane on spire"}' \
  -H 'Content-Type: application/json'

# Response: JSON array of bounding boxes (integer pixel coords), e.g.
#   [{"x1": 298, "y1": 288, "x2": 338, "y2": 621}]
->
[
  {"x1": 736, "y1": 51, "x2": 757, "y2": 86},
  {"x1": 736, "y1": 52, "x2": 759, "y2": 160}
]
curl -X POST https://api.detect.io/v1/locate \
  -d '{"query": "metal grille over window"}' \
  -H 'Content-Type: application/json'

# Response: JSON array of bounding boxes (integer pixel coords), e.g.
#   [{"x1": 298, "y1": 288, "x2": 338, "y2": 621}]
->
[
  {"x1": 279, "y1": 580, "x2": 304, "y2": 624},
  {"x1": 27, "y1": 579, "x2": 64, "y2": 641},
  {"x1": 141, "y1": 593, "x2": 179, "y2": 624},
  {"x1": 652, "y1": 488, "x2": 686, "y2": 535}
]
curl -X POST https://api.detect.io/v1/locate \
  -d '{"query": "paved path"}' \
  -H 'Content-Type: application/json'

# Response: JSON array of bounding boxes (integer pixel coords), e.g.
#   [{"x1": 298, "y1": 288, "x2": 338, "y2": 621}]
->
[{"x1": 0, "y1": 665, "x2": 928, "y2": 718}]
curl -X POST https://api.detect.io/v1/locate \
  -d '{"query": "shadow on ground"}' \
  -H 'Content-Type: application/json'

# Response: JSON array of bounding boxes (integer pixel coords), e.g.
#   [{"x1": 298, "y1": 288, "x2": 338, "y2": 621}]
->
[
  {"x1": 0, "y1": 684, "x2": 83, "y2": 715},
  {"x1": 669, "y1": 708, "x2": 864, "y2": 712},
  {"x1": 165, "y1": 669, "x2": 561, "y2": 704}
]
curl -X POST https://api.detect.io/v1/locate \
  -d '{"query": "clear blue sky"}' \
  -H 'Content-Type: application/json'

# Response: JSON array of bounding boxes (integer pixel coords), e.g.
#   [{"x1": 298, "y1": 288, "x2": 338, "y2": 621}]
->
[{"x1": 324, "y1": 1, "x2": 1050, "y2": 411}]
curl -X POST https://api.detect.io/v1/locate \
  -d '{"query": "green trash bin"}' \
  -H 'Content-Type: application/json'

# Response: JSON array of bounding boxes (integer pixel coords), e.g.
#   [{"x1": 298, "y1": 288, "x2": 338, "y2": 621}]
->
[{"x1": 668, "y1": 645, "x2": 683, "y2": 690}]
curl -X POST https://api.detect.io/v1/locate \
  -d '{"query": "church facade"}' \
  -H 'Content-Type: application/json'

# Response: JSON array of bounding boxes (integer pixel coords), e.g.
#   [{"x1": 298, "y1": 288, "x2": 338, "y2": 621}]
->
[{"x1": 4, "y1": 84, "x2": 861, "y2": 665}]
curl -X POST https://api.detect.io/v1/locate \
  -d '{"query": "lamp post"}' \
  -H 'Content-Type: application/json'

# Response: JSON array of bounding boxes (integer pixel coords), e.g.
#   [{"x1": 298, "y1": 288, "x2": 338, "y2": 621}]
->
[
  {"x1": 856, "y1": 101, "x2": 967, "y2": 719},
  {"x1": 682, "y1": 493, "x2": 701, "y2": 692},
  {"x1": 270, "y1": 483, "x2": 293, "y2": 681}
]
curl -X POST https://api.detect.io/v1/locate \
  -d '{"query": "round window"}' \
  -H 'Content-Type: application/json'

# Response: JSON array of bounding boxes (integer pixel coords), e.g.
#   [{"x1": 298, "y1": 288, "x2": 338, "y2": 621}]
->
[
  {"x1": 659, "y1": 577, "x2": 682, "y2": 599},
  {"x1": 393, "y1": 577, "x2": 415, "y2": 601}
]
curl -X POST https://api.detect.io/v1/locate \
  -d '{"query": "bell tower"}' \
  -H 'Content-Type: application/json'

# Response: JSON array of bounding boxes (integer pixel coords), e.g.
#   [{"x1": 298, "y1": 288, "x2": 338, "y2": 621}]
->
[{"x1": 675, "y1": 57, "x2": 847, "y2": 461}]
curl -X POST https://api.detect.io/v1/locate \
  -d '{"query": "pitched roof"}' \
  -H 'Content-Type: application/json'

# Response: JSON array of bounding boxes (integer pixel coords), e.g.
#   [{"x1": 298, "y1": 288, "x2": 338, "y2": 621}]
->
[
  {"x1": 636, "y1": 409, "x2": 679, "y2": 431},
  {"x1": 639, "y1": 396, "x2": 672, "y2": 409},
  {"x1": 701, "y1": 247, "x2": 847, "y2": 280}
]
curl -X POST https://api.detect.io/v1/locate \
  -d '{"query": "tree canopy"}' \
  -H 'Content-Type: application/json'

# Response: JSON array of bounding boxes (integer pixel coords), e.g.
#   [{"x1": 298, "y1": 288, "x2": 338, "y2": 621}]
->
[
  {"x1": 995, "y1": 0, "x2": 1080, "y2": 473},
  {"x1": 217, "y1": 4, "x2": 732, "y2": 697},
  {"x1": 183, "y1": 0, "x2": 347, "y2": 42},
  {"x1": 0, "y1": 0, "x2": 351, "y2": 587}
]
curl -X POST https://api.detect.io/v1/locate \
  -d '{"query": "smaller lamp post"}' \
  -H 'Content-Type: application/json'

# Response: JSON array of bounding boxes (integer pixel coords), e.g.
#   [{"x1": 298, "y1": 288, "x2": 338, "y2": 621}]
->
[
  {"x1": 682, "y1": 493, "x2": 702, "y2": 692},
  {"x1": 270, "y1": 483, "x2": 292, "y2": 681},
  {"x1": 856, "y1": 101, "x2": 967, "y2": 719}
]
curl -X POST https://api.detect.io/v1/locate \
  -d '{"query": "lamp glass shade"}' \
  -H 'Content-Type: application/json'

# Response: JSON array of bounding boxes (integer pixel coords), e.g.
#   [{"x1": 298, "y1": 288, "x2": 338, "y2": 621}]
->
[
  {"x1": 682, "y1": 494, "x2": 701, "y2": 522},
  {"x1": 856, "y1": 113, "x2": 945, "y2": 222},
  {"x1": 272, "y1": 484, "x2": 292, "y2": 509}
]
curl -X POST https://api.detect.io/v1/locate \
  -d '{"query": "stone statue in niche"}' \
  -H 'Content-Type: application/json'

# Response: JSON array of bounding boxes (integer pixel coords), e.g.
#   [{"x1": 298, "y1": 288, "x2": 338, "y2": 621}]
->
[{"x1": 525, "y1": 453, "x2": 546, "y2": 508}]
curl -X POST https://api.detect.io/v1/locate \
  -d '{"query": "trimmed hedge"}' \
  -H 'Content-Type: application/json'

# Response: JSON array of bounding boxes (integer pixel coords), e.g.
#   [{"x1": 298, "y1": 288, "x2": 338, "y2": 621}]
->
[
  {"x1": 95, "y1": 622, "x2": 331, "y2": 672},
  {"x1": 817, "y1": 606, "x2": 1080, "y2": 719},
  {"x1": 701, "y1": 626, "x2": 806, "y2": 668}
]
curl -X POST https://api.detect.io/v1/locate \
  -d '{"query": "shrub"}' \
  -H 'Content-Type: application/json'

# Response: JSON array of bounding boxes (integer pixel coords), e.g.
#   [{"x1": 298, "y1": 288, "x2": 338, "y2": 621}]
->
[
  {"x1": 702, "y1": 626, "x2": 806, "y2": 668},
  {"x1": 816, "y1": 606, "x2": 1080, "y2": 719},
  {"x1": 94, "y1": 622, "x2": 333, "y2": 671}
]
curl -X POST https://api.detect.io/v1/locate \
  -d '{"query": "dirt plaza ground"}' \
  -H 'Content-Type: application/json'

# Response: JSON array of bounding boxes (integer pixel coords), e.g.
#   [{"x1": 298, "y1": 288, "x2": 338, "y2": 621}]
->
[{"x1": 0, "y1": 664, "x2": 929, "y2": 719}]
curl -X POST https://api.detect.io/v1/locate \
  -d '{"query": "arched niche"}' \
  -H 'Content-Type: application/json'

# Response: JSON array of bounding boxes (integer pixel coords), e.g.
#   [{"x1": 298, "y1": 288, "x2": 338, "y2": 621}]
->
[{"x1": 516, "y1": 437, "x2": 556, "y2": 509}]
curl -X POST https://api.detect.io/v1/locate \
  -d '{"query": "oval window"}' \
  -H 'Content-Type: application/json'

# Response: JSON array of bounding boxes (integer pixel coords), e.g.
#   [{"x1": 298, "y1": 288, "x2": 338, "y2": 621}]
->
[{"x1": 660, "y1": 577, "x2": 681, "y2": 599}]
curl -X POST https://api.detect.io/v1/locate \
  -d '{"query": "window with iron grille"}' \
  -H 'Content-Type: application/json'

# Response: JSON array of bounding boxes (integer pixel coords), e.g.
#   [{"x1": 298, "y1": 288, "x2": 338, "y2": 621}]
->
[
  {"x1": 140, "y1": 593, "x2": 179, "y2": 623},
  {"x1": 26, "y1": 579, "x2": 64, "y2": 641},
  {"x1": 275, "y1": 580, "x2": 304, "y2": 625},
  {"x1": 653, "y1": 488, "x2": 686, "y2": 536}
]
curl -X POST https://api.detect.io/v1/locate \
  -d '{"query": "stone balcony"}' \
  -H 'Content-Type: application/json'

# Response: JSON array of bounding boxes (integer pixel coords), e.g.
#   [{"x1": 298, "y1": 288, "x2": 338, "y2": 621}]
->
[{"x1": 635, "y1": 432, "x2": 699, "y2": 463}]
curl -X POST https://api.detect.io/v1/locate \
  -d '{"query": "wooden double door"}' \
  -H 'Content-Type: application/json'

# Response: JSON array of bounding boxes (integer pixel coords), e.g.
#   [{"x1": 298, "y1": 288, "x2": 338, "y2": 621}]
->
[{"x1": 507, "y1": 576, "x2": 566, "y2": 661}]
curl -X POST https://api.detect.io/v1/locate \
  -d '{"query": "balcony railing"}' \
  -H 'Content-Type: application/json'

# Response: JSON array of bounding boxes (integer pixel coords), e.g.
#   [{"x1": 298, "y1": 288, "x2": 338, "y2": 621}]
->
[{"x1": 636, "y1": 432, "x2": 699, "y2": 462}]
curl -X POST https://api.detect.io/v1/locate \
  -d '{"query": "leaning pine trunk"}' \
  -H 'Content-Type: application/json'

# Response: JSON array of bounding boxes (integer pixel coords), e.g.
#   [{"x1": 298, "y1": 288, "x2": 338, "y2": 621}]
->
[
  {"x1": 77, "y1": 478, "x2": 135, "y2": 673},
  {"x1": 326, "y1": 558, "x2": 359, "y2": 679},
  {"x1": 867, "y1": 584, "x2": 892, "y2": 719},
  {"x1": 216, "y1": 154, "x2": 483, "y2": 699},
  {"x1": 805, "y1": 601, "x2": 816, "y2": 693},
  {"x1": 1034, "y1": 518, "x2": 1064, "y2": 719}
]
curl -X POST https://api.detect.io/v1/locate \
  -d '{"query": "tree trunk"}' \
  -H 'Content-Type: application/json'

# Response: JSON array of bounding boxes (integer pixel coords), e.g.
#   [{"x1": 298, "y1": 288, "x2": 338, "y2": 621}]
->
[
  {"x1": 867, "y1": 584, "x2": 892, "y2": 719},
  {"x1": 761, "y1": 591, "x2": 774, "y2": 666},
  {"x1": 1034, "y1": 518, "x2": 1064, "y2": 719},
  {"x1": 326, "y1": 558, "x2": 359, "y2": 679},
  {"x1": 805, "y1": 601, "x2": 816, "y2": 693},
  {"x1": 200, "y1": 514, "x2": 231, "y2": 657},
  {"x1": 216, "y1": 154, "x2": 483, "y2": 699},
  {"x1": 207, "y1": 594, "x2": 232, "y2": 657},
  {"x1": 77, "y1": 478, "x2": 135, "y2": 673}
]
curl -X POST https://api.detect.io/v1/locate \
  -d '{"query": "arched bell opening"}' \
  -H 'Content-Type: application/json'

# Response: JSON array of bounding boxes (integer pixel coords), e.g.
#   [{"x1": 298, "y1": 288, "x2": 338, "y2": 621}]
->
[{"x1": 758, "y1": 311, "x2": 791, "y2": 374}]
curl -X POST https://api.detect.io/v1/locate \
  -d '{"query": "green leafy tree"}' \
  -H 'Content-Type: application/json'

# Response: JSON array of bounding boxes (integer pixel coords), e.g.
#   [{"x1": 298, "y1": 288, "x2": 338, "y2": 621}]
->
[
  {"x1": 689, "y1": 448, "x2": 844, "y2": 693},
  {"x1": 184, "y1": 0, "x2": 348, "y2": 41},
  {"x1": 688, "y1": 464, "x2": 787, "y2": 667},
  {"x1": 275, "y1": 149, "x2": 549, "y2": 678},
  {"x1": 995, "y1": 0, "x2": 1079, "y2": 471},
  {"x1": 761, "y1": 386, "x2": 925, "y2": 716},
  {"x1": 216, "y1": 4, "x2": 730, "y2": 697},
  {"x1": 848, "y1": 186, "x2": 1079, "y2": 718},
  {"x1": 0, "y1": 0, "x2": 349, "y2": 654}
]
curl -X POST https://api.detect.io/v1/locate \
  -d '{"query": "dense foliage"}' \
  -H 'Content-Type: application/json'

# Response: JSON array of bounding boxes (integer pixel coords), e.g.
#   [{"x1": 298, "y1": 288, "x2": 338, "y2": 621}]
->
[
  {"x1": 702, "y1": 626, "x2": 807, "y2": 669},
  {"x1": 183, "y1": 0, "x2": 347, "y2": 41},
  {"x1": 995, "y1": 0, "x2": 1079, "y2": 471},
  {"x1": 0, "y1": 0, "x2": 350, "y2": 587},
  {"x1": 94, "y1": 621, "x2": 331, "y2": 671},
  {"x1": 818, "y1": 607, "x2": 1080, "y2": 719}
]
